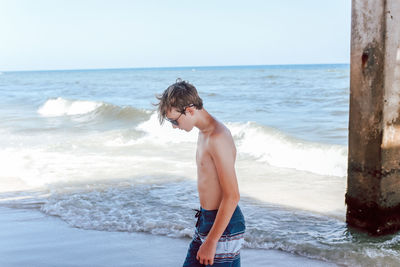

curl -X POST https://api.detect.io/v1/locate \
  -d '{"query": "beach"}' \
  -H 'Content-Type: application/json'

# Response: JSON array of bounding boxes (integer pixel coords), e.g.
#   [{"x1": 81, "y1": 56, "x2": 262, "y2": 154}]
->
[
  {"x1": 0, "y1": 207, "x2": 336, "y2": 266},
  {"x1": 1, "y1": 65, "x2": 400, "y2": 266}
]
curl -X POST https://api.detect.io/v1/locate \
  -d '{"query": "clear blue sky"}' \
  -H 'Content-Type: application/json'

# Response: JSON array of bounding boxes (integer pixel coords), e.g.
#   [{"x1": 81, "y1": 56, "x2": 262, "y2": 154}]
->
[{"x1": 0, "y1": 0, "x2": 351, "y2": 71}]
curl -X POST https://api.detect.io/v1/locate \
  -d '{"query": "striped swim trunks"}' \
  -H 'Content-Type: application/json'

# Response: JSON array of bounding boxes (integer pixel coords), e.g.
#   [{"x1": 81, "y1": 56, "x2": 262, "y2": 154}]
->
[{"x1": 183, "y1": 205, "x2": 246, "y2": 267}]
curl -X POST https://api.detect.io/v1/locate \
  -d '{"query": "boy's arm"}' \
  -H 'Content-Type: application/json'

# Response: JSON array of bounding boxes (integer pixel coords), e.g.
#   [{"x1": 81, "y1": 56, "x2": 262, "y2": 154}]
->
[{"x1": 196, "y1": 133, "x2": 240, "y2": 266}]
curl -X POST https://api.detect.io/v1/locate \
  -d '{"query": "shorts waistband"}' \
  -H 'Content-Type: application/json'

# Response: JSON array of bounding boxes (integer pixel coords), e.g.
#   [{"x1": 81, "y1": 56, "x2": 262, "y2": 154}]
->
[{"x1": 198, "y1": 205, "x2": 244, "y2": 222}]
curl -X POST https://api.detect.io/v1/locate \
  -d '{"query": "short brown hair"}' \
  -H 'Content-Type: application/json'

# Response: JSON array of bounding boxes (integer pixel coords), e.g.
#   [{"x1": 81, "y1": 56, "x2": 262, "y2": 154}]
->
[{"x1": 155, "y1": 78, "x2": 203, "y2": 124}]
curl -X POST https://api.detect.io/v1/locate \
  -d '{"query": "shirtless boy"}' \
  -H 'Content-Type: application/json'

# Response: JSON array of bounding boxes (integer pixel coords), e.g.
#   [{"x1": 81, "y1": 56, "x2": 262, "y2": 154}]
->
[{"x1": 156, "y1": 79, "x2": 245, "y2": 267}]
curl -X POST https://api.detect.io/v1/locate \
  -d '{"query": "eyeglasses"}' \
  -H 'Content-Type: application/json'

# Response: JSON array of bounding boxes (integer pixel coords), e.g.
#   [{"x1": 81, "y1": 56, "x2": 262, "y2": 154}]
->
[
  {"x1": 165, "y1": 104, "x2": 194, "y2": 126},
  {"x1": 166, "y1": 113, "x2": 183, "y2": 126}
]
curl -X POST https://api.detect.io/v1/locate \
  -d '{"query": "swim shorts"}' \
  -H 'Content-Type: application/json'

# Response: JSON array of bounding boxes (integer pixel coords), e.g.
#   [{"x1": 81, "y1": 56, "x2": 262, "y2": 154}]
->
[{"x1": 182, "y1": 205, "x2": 245, "y2": 267}]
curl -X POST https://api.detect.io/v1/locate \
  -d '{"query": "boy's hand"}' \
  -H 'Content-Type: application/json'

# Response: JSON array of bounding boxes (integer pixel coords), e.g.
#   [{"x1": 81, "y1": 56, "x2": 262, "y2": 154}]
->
[{"x1": 196, "y1": 239, "x2": 217, "y2": 266}]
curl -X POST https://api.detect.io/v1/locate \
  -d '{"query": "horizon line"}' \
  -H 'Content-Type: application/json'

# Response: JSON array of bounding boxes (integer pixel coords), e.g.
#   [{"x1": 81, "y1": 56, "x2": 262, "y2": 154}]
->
[{"x1": 2, "y1": 62, "x2": 350, "y2": 73}]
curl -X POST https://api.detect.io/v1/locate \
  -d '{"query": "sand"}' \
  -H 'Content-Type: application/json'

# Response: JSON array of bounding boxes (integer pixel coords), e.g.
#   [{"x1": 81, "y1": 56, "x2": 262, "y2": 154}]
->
[{"x1": 0, "y1": 207, "x2": 337, "y2": 267}]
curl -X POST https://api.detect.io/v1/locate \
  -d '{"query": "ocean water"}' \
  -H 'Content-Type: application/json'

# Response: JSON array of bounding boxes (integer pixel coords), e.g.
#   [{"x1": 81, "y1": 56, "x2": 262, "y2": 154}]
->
[{"x1": 0, "y1": 64, "x2": 399, "y2": 266}]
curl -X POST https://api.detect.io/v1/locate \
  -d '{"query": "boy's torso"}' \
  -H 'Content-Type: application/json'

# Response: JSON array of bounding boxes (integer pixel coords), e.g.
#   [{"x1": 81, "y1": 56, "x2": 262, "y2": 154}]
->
[{"x1": 196, "y1": 122, "x2": 234, "y2": 210}]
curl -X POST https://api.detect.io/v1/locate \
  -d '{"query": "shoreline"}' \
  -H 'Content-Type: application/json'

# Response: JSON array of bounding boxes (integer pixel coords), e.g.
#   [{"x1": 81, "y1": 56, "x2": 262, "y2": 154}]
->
[{"x1": 0, "y1": 206, "x2": 337, "y2": 267}]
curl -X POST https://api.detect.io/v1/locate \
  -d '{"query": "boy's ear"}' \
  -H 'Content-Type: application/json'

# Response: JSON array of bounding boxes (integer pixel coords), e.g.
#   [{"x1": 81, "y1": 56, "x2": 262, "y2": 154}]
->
[{"x1": 187, "y1": 106, "x2": 195, "y2": 115}]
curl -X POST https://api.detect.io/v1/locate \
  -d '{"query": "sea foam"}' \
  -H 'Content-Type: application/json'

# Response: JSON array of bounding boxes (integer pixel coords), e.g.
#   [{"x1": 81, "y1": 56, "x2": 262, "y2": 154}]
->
[
  {"x1": 134, "y1": 113, "x2": 347, "y2": 177},
  {"x1": 37, "y1": 97, "x2": 150, "y2": 124},
  {"x1": 35, "y1": 180, "x2": 400, "y2": 267},
  {"x1": 229, "y1": 122, "x2": 347, "y2": 177},
  {"x1": 38, "y1": 97, "x2": 102, "y2": 117}
]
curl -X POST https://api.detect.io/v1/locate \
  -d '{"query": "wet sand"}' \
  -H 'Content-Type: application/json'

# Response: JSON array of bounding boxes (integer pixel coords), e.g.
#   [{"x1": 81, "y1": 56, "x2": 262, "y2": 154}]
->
[{"x1": 0, "y1": 207, "x2": 337, "y2": 267}]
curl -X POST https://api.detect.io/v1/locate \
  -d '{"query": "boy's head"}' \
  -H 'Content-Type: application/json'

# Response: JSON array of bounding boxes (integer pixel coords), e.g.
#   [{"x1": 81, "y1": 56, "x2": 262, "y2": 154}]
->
[{"x1": 155, "y1": 78, "x2": 203, "y2": 131}]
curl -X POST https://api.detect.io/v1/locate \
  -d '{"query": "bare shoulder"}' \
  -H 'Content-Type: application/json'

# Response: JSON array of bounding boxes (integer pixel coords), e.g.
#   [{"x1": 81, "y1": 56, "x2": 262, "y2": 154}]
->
[
  {"x1": 209, "y1": 122, "x2": 233, "y2": 141},
  {"x1": 208, "y1": 122, "x2": 236, "y2": 156}
]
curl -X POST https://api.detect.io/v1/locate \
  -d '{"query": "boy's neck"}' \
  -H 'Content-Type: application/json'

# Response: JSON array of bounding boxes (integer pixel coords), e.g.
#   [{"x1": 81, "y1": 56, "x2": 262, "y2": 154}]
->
[{"x1": 195, "y1": 108, "x2": 216, "y2": 134}]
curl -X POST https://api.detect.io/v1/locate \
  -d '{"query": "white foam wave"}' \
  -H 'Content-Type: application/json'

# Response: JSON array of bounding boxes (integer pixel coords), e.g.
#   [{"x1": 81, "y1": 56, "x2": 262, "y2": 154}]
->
[
  {"x1": 134, "y1": 113, "x2": 198, "y2": 144},
  {"x1": 229, "y1": 122, "x2": 347, "y2": 177},
  {"x1": 38, "y1": 97, "x2": 103, "y2": 117},
  {"x1": 37, "y1": 97, "x2": 151, "y2": 125},
  {"x1": 0, "y1": 127, "x2": 197, "y2": 191},
  {"x1": 37, "y1": 183, "x2": 399, "y2": 266},
  {"x1": 40, "y1": 181, "x2": 198, "y2": 238},
  {"x1": 134, "y1": 114, "x2": 347, "y2": 177}
]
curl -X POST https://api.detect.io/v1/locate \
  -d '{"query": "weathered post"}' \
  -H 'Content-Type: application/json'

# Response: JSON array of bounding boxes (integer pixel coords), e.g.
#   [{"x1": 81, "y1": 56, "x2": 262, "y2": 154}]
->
[{"x1": 346, "y1": 0, "x2": 400, "y2": 235}]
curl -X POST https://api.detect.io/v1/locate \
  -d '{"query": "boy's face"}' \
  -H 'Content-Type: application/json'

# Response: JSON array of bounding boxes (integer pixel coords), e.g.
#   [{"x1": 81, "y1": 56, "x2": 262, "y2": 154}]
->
[{"x1": 166, "y1": 107, "x2": 195, "y2": 132}]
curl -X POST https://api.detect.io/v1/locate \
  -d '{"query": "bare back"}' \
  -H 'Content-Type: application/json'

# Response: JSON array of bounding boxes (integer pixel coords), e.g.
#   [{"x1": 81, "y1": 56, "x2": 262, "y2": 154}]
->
[{"x1": 196, "y1": 121, "x2": 237, "y2": 210}]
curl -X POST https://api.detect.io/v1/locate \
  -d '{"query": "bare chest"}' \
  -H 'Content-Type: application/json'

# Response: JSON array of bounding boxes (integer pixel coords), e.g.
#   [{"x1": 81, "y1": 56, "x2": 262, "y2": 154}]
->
[
  {"x1": 196, "y1": 142, "x2": 210, "y2": 169},
  {"x1": 195, "y1": 132, "x2": 223, "y2": 209},
  {"x1": 196, "y1": 135, "x2": 215, "y2": 174}
]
